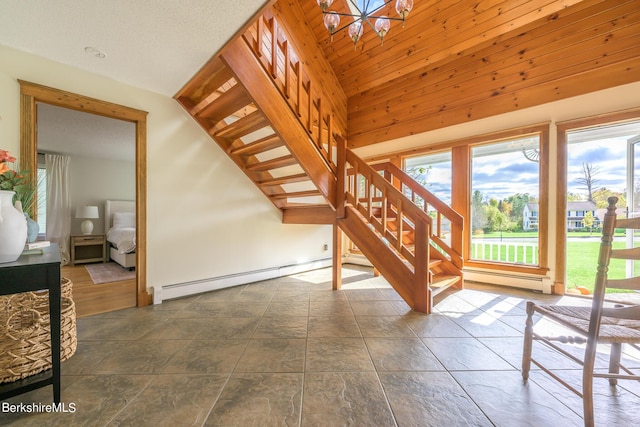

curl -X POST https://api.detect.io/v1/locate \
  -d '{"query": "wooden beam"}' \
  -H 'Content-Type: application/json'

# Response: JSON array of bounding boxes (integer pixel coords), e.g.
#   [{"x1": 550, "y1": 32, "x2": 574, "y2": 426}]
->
[{"x1": 282, "y1": 205, "x2": 335, "y2": 224}]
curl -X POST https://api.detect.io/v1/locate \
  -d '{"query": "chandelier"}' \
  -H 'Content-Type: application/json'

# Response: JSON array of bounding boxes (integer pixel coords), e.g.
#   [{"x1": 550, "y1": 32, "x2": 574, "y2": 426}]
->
[{"x1": 317, "y1": 0, "x2": 414, "y2": 49}]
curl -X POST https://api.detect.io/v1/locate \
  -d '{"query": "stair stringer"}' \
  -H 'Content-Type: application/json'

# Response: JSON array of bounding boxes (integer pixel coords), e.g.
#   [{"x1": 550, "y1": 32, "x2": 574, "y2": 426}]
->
[
  {"x1": 338, "y1": 205, "x2": 425, "y2": 311},
  {"x1": 219, "y1": 37, "x2": 337, "y2": 210}
]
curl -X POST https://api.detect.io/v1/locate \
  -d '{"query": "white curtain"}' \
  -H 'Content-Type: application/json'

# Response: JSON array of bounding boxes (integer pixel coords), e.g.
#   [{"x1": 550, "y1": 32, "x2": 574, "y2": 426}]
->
[{"x1": 45, "y1": 154, "x2": 71, "y2": 265}]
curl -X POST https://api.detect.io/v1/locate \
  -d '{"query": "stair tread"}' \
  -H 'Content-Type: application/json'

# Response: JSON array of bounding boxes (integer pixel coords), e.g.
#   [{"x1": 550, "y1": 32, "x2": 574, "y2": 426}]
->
[
  {"x1": 270, "y1": 189, "x2": 322, "y2": 199},
  {"x1": 429, "y1": 274, "x2": 460, "y2": 296},
  {"x1": 197, "y1": 84, "x2": 252, "y2": 125},
  {"x1": 245, "y1": 155, "x2": 297, "y2": 171},
  {"x1": 287, "y1": 202, "x2": 330, "y2": 209},
  {"x1": 213, "y1": 110, "x2": 268, "y2": 140},
  {"x1": 230, "y1": 134, "x2": 283, "y2": 156},
  {"x1": 258, "y1": 173, "x2": 310, "y2": 187}
]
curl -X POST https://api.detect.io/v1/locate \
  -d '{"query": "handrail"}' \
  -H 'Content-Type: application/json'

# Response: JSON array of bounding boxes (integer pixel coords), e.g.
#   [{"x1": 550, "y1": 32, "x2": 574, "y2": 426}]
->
[
  {"x1": 344, "y1": 147, "x2": 431, "y2": 272},
  {"x1": 371, "y1": 163, "x2": 464, "y2": 268},
  {"x1": 241, "y1": 10, "x2": 343, "y2": 175}
]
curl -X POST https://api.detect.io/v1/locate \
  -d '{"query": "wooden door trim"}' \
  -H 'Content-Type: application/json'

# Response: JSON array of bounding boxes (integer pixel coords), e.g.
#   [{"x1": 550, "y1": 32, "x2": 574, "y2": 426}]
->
[{"x1": 18, "y1": 80, "x2": 151, "y2": 306}]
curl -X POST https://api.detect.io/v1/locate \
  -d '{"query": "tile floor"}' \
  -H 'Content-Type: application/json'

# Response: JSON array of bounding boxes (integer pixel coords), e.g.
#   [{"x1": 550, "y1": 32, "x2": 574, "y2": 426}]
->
[{"x1": 1, "y1": 265, "x2": 639, "y2": 426}]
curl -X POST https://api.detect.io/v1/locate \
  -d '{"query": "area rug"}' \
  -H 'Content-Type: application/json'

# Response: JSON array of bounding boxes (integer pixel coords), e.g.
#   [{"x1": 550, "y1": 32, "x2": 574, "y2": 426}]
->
[{"x1": 85, "y1": 262, "x2": 135, "y2": 284}]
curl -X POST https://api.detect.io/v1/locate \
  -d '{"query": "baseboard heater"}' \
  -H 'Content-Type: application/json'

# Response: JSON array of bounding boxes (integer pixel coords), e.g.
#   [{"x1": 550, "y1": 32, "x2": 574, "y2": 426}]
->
[
  {"x1": 463, "y1": 268, "x2": 552, "y2": 294},
  {"x1": 153, "y1": 257, "x2": 333, "y2": 304}
]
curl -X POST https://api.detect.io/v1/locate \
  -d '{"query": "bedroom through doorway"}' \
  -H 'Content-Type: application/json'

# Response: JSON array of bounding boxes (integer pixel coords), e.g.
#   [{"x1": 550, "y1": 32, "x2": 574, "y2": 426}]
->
[
  {"x1": 37, "y1": 103, "x2": 137, "y2": 317},
  {"x1": 19, "y1": 81, "x2": 150, "y2": 315}
]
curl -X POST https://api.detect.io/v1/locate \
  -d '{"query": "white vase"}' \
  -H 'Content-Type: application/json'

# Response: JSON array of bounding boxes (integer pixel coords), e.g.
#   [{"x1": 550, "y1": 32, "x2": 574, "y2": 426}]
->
[{"x1": 0, "y1": 190, "x2": 28, "y2": 263}]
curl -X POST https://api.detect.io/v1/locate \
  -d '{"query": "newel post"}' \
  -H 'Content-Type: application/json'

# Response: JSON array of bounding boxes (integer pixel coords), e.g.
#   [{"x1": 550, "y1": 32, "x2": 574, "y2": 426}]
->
[
  {"x1": 333, "y1": 133, "x2": 347, "y2": 290},
  {"x1": 413, "y1": 220, "x2": 430, "y2": 314}
]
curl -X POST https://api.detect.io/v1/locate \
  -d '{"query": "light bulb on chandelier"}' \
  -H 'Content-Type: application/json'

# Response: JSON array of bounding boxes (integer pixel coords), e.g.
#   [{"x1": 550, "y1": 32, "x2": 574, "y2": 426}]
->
[{"x1": 317, "y1": 0, "x2": 414, "y2": 49}]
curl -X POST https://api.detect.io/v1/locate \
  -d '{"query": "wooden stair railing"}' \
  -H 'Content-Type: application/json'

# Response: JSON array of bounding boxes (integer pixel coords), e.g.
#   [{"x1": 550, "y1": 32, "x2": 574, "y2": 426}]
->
[
  {"x1": 241, "y1": 9, "x2": 346, "y2": 177},
  {"x1": 370, "y1": 162, "x2": 464, "y2": 270},
  {"x1": 336, "y1": 137, "x2": 463, "y2": 314}
]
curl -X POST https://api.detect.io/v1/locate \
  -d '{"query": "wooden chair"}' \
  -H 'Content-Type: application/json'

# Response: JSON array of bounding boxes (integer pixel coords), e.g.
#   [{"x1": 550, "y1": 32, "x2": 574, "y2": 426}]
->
[{"x1": 522, "y1": 196, "x2": 640, "y2": 427}]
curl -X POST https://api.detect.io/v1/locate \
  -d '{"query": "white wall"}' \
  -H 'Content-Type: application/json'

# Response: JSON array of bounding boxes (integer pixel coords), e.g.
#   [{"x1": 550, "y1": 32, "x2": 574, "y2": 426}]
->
[
  {"x1": 67, "y1": 154, "x2": 135, "y2": 235},
  {"x1": 0, "y1": 44, "x2": 333, "y2": 296}
]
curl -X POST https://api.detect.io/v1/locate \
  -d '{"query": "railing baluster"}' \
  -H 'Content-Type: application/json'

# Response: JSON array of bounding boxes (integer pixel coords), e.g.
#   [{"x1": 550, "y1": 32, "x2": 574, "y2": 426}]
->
[
  {"x1": 270, "y1": 18, "x2": 278, "y2": 79},
  {"x1": 327, "y1": 114, "x2": 333, "y2": 162},
  {"x1": 307, "y1": 80, "x2": 313, "y2": 133},
  {"x1": 317, "y1": 98, "x2": 322, "y2": 148},
  {"x1": 382, "y1": 187, "x2": 388, "y2": 236},
  {"x1": 284, "y1": 40, "x2": 290, "y2": 99},
  {"x1": 256, "y1": 17, "x2": 263, "y2": 57},
  {"x1": 296, "y1": 62, "x2": 302, "y2": 117},
  {"x1": 397, "y1": 198, "x2": 403, "y2": 252},
  {"x1": 367, "y1": 180, "x2": 373, "y2": 219}
]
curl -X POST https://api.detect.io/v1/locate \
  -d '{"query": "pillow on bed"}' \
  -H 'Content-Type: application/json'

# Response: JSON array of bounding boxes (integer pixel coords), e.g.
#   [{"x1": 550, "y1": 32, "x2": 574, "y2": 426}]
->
[{"x1": 112, "y1": 212, "x2": 136, "y2": 229}]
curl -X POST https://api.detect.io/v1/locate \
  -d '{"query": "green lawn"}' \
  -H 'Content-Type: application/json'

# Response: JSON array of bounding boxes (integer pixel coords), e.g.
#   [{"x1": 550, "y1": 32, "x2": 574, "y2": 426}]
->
[
  {"x1": 470, "y1": 237, "x2": 637, "y2": 294},
  {"x1": 566, "y1": 241, "x2": 638, "y2": 293}
]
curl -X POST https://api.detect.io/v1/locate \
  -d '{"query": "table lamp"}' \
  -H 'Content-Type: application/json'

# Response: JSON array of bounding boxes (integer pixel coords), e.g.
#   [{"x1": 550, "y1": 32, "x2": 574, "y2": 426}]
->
[{"x1": 76, "y1": 205, "x2": 99, "y2": 235}]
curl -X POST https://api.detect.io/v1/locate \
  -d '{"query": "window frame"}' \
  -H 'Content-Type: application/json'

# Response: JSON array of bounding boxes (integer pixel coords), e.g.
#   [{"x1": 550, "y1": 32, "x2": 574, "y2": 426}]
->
[{"x1": 397, "y1": 123, "x2": 550, "y2": 276}]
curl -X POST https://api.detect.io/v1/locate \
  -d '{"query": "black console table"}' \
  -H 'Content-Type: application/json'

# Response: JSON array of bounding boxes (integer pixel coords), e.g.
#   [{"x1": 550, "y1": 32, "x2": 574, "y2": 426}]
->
[{"x1": 0, "y1": 245, "x2": 61, "y2": 403}]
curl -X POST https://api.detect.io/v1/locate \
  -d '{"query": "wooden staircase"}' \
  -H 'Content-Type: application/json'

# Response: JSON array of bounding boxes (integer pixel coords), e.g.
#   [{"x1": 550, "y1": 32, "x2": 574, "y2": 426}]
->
[
  {"x1": 337, "y1": 145, "x2": 464, "y2": 312},
  {"x1": 174, "y1": 4, "x2": 464, "y2": 313},
  {"x1": 175, "y1": 55, "x2": 334, "y2": 221}
]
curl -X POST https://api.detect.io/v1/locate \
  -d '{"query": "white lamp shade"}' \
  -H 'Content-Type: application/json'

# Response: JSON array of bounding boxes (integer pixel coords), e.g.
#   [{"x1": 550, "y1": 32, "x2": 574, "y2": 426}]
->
[
  {"x1": 76, "y1": 205, "x2": 99, "y2": 219},
  {"x1": 76, "y1": 205, "x2": 99, "y2": 235}
]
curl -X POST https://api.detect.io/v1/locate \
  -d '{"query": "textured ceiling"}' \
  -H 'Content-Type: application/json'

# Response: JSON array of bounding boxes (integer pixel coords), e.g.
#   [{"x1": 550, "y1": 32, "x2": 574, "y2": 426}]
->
[
  {"x1": 0, "y1": 0, "x2": 269, "y2": 160},
  {"x1": 37, "y1": 103, "x2": 136, "y2": 162},
  {"x1": 0, "y1": 0, "x2": 268, "y2": 96}
]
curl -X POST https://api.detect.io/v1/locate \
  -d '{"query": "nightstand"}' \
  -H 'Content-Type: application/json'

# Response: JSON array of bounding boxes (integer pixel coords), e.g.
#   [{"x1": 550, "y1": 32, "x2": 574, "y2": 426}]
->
[{"x1": 71, "y1": 234, "x2": 106, "y2": 265}]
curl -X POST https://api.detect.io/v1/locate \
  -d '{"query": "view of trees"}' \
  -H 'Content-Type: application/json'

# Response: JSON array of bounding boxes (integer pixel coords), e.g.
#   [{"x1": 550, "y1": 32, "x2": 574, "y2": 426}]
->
[{"x1": 471, "y1": 191, "x2": 535, "y2": 234}]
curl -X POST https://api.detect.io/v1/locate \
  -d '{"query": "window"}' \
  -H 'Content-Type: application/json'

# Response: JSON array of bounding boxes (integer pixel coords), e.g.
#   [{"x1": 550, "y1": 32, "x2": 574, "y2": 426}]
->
[
  {"x1": 470, "y1": 135, "x2": 541, "y2": 266},
  {"x1": 404, "y1": 151, "x2": 452, "y2": 205}
]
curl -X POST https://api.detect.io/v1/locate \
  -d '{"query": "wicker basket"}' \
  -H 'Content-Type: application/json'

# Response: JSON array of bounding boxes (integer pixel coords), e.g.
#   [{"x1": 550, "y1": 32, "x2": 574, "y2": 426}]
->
[{"x1": 0, "y1": 277, "x2": 77, "y2": 384}]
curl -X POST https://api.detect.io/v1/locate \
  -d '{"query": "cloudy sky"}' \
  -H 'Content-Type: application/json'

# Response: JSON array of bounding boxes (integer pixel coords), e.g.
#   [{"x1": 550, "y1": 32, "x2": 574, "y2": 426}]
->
[
  {"x1": 567, "y1": 137, "x2": 631, "y2": 197},
  {"x1": 406, "y1": 126, "x2": 640, "y2": 205}
]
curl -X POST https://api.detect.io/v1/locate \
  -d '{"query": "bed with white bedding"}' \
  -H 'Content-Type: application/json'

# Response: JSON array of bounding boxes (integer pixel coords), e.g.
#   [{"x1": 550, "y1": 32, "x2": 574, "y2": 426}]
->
[{"x1": 105, "y1": 200, "x2": 136, "y2": 270}]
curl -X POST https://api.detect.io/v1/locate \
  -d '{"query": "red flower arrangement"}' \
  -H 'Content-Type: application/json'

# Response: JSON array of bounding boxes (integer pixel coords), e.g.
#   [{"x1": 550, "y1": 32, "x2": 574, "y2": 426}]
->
[{"x1": 0, "y1": 149, "x2": 30, "y2": 206}]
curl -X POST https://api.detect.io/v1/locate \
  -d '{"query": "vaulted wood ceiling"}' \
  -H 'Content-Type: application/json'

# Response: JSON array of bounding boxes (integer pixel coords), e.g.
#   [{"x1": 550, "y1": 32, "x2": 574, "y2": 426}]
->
[{"x1": 288, "y1": 0, "x2": 640, "y2": 148}]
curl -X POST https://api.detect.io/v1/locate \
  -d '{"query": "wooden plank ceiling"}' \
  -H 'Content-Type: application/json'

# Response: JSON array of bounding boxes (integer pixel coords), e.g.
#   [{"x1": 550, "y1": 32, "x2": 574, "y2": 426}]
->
[{"x1": 292, "y1": 0, "x2": 640, "y2": 148}]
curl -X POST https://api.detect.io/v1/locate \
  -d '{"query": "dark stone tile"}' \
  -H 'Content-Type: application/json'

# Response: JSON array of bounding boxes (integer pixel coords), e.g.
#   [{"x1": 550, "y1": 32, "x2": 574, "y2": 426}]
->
[
  {"x1": 356, "y1": 315, "x2": 416, "y2": 338},
  {"x1": 252, "y1": 316, "x2": 308, "y2": 339},
  {"x1": 308, "y1": 300, "x2": 353, "y2": 317},
  {"x1": 205, "y1": 373, "x2": 302, "y2": 426},
  {"x1": 450, "y1": 313, "x2": 522, "y2": 337},
  {"x1": 365, "y1": 337, "x2": 444, "y2": 371},
  {"x1": 235, "y1": 339, "x2": 306, "y2": 373},
  {"x1": 379, "y1": 371, "x2": 492, "y2": 426},
  {"x1": 421, "y1": 337, "x2": 513, "y2": 371},
  {"x1": 194, "y1": 317, "x2": 259, "y2": 339},
  {"x1": 263, "y1": 301, "x2": 309, "y2": 317},
  {"x1": 307, "y1": 315, "x2": 362, "y2": 338},
  {"x1": 91, "y1": 340, "x2": 189, "y2": 374},
  {"x1": 0, "y1": 374, "x2": 152, "y2": 426},
  {"x1": 111, "y1": 374, "x2": 228, "y2": 426},
  {"x1": 453, "y1": 370, "x2": 584, "y2": 427},
  {"x1": 302, "y1": 372, "x2": 395, "y2": 426},
  {"x1": 402, "y1": 312, "x2": 472, "y2": 338},
  {"x1": 163, "y1": 339, "x2": 248, "y2": 374},
  {"x1": 306, "y1": 338, "x2": 374, "y2": 372}
]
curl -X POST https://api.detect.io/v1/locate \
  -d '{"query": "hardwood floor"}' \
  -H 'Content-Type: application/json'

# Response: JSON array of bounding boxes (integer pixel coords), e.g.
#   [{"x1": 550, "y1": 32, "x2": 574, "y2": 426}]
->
[{"x1": 61, "y1": 264, "x2": 136, "y2": 317}]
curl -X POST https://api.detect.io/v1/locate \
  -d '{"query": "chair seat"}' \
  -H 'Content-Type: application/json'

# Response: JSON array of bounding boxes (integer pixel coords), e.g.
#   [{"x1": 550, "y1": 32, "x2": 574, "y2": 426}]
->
[{"x1": 531, "y1": 303, "x2": 640, "y2": 343}]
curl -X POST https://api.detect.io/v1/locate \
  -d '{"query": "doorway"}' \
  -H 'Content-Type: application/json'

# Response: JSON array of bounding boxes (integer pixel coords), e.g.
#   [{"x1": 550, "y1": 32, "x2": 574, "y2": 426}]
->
[{"x1": 19, "y1": 80, "x2": 151, "y2": 313}]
